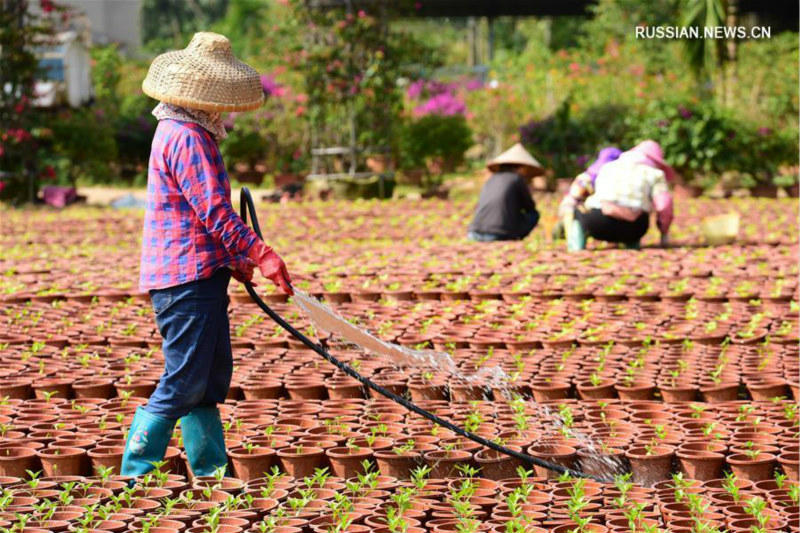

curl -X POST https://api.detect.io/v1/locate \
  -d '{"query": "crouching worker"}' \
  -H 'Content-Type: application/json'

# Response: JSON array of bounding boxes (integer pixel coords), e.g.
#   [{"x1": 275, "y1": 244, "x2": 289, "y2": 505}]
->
[
  {"x1": 122, "y1": 32, "x2": 293, "y2": 480},
  {"x1": 468, "y1": 143, "x2": 543, "y2": 242},
  {"x1": 568, "y1": 140, "x2": 675, "y2": 251},
  {"x1": 553, "y1": 147, "x2": 622, "y2": 240}
]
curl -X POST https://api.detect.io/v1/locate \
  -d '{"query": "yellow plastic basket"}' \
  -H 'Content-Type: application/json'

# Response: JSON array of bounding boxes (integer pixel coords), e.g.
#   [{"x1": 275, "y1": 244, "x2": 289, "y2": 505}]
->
[{"x1": 701, "y1": 212, "x2": 740, "y2": 245}]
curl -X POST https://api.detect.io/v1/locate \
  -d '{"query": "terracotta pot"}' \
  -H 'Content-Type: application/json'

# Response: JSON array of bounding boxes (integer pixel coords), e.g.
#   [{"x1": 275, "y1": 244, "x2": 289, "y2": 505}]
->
[
  {"x1": 778, "y1": 451, "x2": 799, "y2": 480},
  {"x1": 552, "y1": 524, "x2": 607, "y2": 533},
  {"x1": 615, "y1": 382, "x2": 656, "y2": 401},
  {"x1": 727, "y1": 453, "x2": 778, "y2": 482},
  {"x1": 576, "y1": 379, "x2": 617, "y2": 400},
  {"x1": 276, "y1": 446, "x2": 326, "y2": 479},
  {"x1": 659, "y1": 383, "x2": 699, "y2": 403},
  {"x1": 36, "y1": 447, "x2": 88, "y2": 477},
  {"x1": 374, "y1": 449, "x2": 423, "y2": 480},
  {"x1": 72, "y1": 379, "x2": 115, "y2": 399},
  {"x1": 0, "y1": 447, "x2": 39, "y2": 478},
  {"x1": 228, "y1": 445, "x2": 276, "y2": 482},
  {"x1": 526, "y1": 444, "x2": 577, "y2": 480},
  {"x1": 423, "y1": 449, "x2": 472, "y2": 479},
  {"x1": 699, "y1": 382, "x2": 740, "y2": 403},
  {"x1": 529, "y1": 381, "x2": 571, "y2": 402},
  {"x1": 240, "y1": 380, "x2": 284, "y2": 400},
  {"x1": 325, "y1": 446, "x2": 374, "y2": 478},
  {"x1": 625, "y1": 445, "x2": 675, "y2": 486},
  {"x1": 675, "y1": 448, "x2": 725, "y2": 481},
  {"x1": 87, "y1": 446, "x2": 125, "y2": 476}
]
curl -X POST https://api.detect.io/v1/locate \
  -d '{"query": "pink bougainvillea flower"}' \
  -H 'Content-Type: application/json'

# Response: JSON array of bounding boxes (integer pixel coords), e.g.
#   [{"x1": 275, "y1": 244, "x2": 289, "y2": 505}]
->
[
  {"x1": 464, "y1": 78, "x2": 483, "y2": 91},
  {"x1": 414, "y1": 93, "x2": 466, "y2": 117},
  {"x1": 295, "y1": 106, "x2": 306, "y2": 117},
  {"x1": 40, "y1": 0, "x2": 54, "y2": 13},
  {"x1": 260, "y1": 74, "x2": 286, "y2": 98},
  {"x1": 0, "y1": 181, "x2": 6, "y2": 194},
  {"x1": 358, "y1": 9, "x2": 366, "y2": 18}
]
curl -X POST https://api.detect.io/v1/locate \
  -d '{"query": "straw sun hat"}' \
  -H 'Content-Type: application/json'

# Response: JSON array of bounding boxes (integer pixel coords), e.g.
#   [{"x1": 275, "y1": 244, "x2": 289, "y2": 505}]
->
[
  {"x1": 142, "y1": 32, "x2": 263, "y2": 113},
  {"x1": 487, "y1": 143, "x2": 544, "y2": 175}
]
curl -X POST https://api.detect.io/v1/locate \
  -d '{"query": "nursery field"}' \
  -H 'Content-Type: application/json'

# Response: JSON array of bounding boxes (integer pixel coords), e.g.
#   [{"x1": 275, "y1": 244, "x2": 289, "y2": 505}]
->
[{"x1": 0, "y1": 195, "x2": 798, "y2": 533}]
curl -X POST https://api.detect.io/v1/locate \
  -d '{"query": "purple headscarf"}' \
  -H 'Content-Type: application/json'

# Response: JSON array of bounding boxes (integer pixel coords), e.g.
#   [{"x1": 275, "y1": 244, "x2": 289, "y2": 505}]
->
[{"x1": 585, "y1": 147, "x2": 622, "y2": 183}]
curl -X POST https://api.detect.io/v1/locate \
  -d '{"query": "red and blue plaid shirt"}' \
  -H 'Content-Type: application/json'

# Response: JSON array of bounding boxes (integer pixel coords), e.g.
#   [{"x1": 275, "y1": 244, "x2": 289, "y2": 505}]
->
[{"x1": 139, "y1": 119, "x2": 266, "y2": 291}]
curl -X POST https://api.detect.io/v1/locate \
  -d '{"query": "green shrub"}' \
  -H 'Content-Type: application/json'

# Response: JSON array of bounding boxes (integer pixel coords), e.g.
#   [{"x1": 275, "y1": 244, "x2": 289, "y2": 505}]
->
[
  {"x1": 115, "y1": 92, "x2": 157, "y2": 179},
  {"x1": 635, "y1": 99, "x2": 797, "y2": 188},
  {"x1": 50, "y1": 109, "x2": 117, "y2": 184},
  {"x1": 398, "y1": 114, "x2": 472, "y2": 171}
]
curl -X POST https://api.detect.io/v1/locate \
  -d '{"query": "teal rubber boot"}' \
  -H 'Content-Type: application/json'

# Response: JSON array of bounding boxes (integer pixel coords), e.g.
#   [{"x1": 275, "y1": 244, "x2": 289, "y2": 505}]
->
[
  {"x1": 567, "y1": 219, "x2": 587, "y2": 251},
  {"x1": 121, "y1": 407, "x2": 176, "y2": 478},
  {"x1": 180, "y1": 406, "x2": 228, "y2": 477}
]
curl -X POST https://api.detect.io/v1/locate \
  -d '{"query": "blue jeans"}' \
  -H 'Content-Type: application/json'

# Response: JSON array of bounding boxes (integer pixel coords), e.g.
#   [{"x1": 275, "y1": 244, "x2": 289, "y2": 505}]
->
[
  {"x1": 145, "y1": 269, "x2": 233, "y2": 420},
  {"x1": 467, "y1": 231, "x2": 503, "y2": 242}
]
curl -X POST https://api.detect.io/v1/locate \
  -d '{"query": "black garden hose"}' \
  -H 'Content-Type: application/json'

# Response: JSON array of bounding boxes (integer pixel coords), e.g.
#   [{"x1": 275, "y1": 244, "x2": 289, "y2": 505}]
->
[{"x1": 239, "y1": 186, "x2": 611, "y2": 482}]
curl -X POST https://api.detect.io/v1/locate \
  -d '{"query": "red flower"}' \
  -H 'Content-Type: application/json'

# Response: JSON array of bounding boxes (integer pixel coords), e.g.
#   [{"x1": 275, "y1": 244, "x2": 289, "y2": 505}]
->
[
  {"x1": 43, "y1": 165, "x2": 56, "y2": 179},
  {"x1": 40, "y1": 0, "x2": 54, "y2": 13},
  {"x1": 358, "y1": 9, "x2": 366, "y2": 18},
  {"x1": 295, "y1": 106, "x2": 306, "y2": 117}
]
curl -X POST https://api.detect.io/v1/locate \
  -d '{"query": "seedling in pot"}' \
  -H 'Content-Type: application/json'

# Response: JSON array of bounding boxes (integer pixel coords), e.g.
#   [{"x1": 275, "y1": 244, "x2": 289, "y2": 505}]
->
[
  {"x1": 744, "y1": 496, "x2": 769, "y2": 533},
  {"x1": 789, "y1": 484, "x2": 799, "y2": 505},
  {"x1": 410, "y1": 464, "x2": 431, "y2": 491},
  {"x1": 670, "y1": 473, "x2": 692, "y2": 503},
  {"x1": 306, "y1": 466, "x2": 330, "y2": 489},
  {"x1": 558, "y1": 403, "x2": 575, "y2": 438},
  {"x1": 392, "y1": 439, "x2": 415, "y2": 455},
  {"x1": 613, "y1": 473, "x2": 633, "y2": 509},
  {"x1": 385, "y1": 505, "x2": 409, "y2": 533},
  {"x1": 357, "y1": 461, "x2": 378, "y2": 491},
  {"x1": 722, "y1": 472, "x2": 741, "y2": 503},
  {"x1": 743, "y1": 448, "x2": 762, "y2": 461}
]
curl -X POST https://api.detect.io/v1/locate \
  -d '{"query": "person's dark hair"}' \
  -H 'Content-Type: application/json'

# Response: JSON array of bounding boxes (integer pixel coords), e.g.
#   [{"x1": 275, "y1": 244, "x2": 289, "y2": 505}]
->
[{"x1": 496, "y1": 163, "x2": 520, "y2": 173}]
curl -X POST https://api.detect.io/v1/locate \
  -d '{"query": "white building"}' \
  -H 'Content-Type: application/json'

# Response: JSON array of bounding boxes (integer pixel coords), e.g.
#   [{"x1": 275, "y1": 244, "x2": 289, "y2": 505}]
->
[
  {"x1": 34, "y1": 31, "x2": 92, "y2": 108},
  {"x1": 59, "y1": 0, "x2": 142, "y2": 53}
]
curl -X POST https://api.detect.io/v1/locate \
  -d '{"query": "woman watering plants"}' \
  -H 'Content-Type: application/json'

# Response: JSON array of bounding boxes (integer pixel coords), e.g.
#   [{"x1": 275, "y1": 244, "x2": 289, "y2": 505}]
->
[
  {"x1": 121, "y1": 32, "x2": 293, "y2": 479},
  {"x1": 567, "y1": 140, "x2": 675, "y2": 251},
  {"x1": 467, "y1": 143, "x2": 543, "y2": 242},
  {"x1": 552, "y1": 146, "x2": 622, "y2": 240}
]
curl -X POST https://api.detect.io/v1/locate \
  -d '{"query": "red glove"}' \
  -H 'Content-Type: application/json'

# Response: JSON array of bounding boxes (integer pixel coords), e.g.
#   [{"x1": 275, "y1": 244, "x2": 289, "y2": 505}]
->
[
  {"x1": 253, "y1": 246, "x2": 293, "y2": 295},
  {"x1": 231, "y1": 263, "x2": 255, "y2": 285}
]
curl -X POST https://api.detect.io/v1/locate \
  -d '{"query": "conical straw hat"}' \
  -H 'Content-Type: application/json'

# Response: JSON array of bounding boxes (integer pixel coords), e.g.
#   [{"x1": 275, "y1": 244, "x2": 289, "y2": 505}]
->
[
  {"x1": 142, "y1": 32, "x2": 264, "y2": 113},
  {"x1": 487, "y1": 143, "x2": 544, "y2": 173}
]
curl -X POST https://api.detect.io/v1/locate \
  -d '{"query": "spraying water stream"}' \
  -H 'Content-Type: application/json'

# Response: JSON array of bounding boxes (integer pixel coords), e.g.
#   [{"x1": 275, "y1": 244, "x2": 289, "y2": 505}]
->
[{"x1": 291, "y1": 289, "x2": 626, "y2": 481}]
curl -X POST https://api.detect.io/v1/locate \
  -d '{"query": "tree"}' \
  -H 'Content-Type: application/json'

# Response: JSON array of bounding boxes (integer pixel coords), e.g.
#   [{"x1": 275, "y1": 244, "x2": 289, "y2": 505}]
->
[
  {"x1": 0, "y1": 0, "x2": 60, "y2": 204},
  {"x1": 141, "y1": 0, "x2": 229, "y2": 51},
  {"x1": 680, "y1": 0, "x2": 738, "y2": 105}
]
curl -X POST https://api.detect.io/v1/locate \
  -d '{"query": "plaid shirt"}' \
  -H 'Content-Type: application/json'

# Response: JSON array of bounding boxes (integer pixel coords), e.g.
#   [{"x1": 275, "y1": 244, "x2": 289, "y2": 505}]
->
[{"x1": 139, "y1": 119, "x2": 266, "y2": 291}]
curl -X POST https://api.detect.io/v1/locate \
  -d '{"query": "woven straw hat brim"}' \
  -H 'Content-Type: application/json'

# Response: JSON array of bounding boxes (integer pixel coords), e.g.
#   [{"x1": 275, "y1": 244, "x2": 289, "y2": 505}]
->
[
  {"x1": 487, "y1": 143, "x2": 544, "y2": 173},
  {"x1": 142, "y1": 34, "x2": 264, "y2": 113}
]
